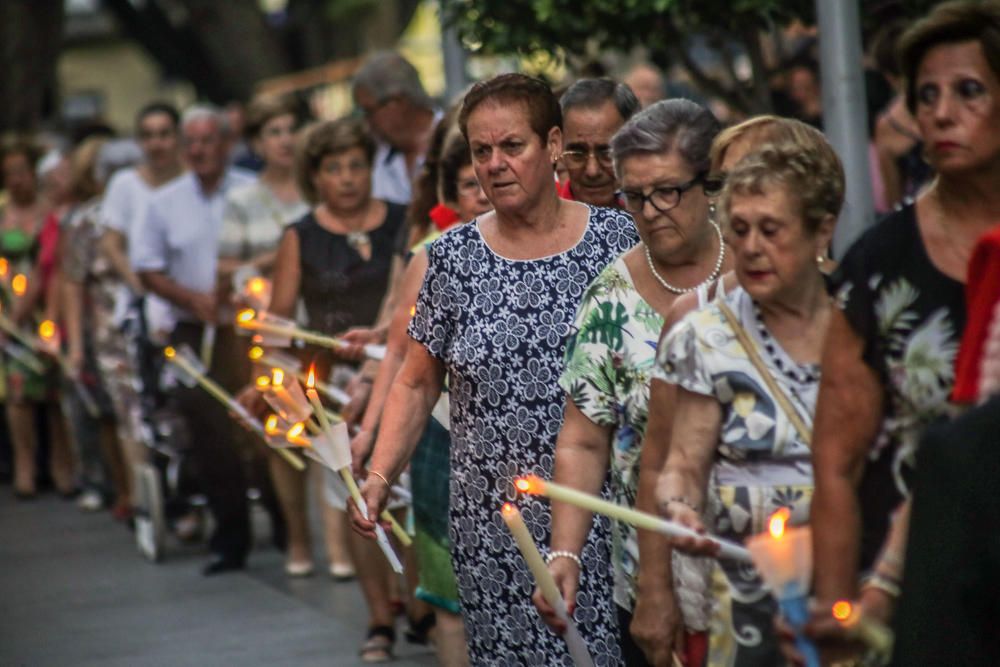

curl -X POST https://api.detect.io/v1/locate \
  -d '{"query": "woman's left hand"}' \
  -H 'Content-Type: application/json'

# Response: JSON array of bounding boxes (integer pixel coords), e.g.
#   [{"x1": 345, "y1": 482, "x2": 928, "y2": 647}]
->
[{"x1": 776, "y1": 590, "x2": 892, "y2": 666}]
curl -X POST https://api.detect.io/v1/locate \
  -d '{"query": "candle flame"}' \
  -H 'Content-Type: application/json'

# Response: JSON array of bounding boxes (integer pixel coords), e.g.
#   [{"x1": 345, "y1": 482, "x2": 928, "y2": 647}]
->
[
  {"x1": 288, "y1": 422, "x2": 306, "y2": 438},
  {"x1": 409, "y1": 305, "x2": 416, "y2": 318},
  {"x1": 501, "y1": 503, "x2": 515, "y2": 515},
  {"x1": 38, "y1": 320, "x2": 56, "y2": 340},
  {"x1": 514, "y1": 476, "x2": 541, "y2": 494},
  {"x1": 306, "y1": 364, "x2": 316, "y2": 389},
  {"x1": 248, "y1": 346, "x2": 264, "y2": 361},
  {"x1": 768, "y1": 507, "x2": 791, "y2": 539},
  {"x1": 264, "y1": 414, "x2": 279, "y2": 435},
  {"x1": 832, "y1": 600, "x2": 853, "y2": 622},
  {"x1": 272, "y1": 368, "x2": 284, "y2": 386},
  {"x1": 164, "y1": 346, "x2": 176, "y2": 359},
  {"x1": 0, "y1": 257, "x2": 8, "y2": 277},
  {"x1": 248, "y1": 277, "x2": 266, "y2": 295},
  {"x1": 255, "y1": 375, "x2": 271, "y2": 390},
  {"x1": 11, "y1": 273, "x2": 27, "y2": 296},
  {"x1": 236, "y1": 308, "x2": 256, "y2": 323}
]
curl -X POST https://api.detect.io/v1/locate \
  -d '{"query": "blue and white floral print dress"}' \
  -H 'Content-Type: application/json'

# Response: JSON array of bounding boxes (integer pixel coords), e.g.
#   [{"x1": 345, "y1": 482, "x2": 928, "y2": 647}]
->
[{"x1": 409, "y1": 206, "x2": 637, "y2": 665}]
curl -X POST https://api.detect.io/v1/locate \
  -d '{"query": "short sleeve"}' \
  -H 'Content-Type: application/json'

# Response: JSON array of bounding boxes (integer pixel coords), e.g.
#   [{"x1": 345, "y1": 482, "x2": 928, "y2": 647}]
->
[
  {"x1": 829, "y1": 232, "x2": 884, "y2": 379},
  {"x1": 407, "y1": 242, "x2": 455, "y2": 360},
  {"x1": 559, "y1": 285, "x2": 618, "y2": 427},
  {"x1": 654, "y1": 316, "x2": 714, "y2": 396},
  {"x1": 100, "y1": 171, "x2": 131, "y2": 233},
  {"x1": 131, "y1": 198, "x2": 168, "y2": 272}
]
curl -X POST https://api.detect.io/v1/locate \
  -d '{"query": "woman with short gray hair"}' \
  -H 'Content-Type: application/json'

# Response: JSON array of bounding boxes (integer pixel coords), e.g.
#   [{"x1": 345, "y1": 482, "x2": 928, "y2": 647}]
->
[{"x1": 534, "y1": 98, "x2": 729, "y2": 666}]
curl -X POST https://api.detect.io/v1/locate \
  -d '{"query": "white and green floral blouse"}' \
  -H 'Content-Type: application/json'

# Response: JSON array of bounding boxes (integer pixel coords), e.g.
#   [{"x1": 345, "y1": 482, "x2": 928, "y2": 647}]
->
[{"x1": 559, "y1": 256, "x2": 668, "y2": 613}]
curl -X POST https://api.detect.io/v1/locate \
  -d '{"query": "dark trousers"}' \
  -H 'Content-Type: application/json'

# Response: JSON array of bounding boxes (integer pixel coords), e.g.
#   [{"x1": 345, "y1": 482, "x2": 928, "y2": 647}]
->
[{"x1": 170, "y1": 323, "x2": 252, "y2": 561}]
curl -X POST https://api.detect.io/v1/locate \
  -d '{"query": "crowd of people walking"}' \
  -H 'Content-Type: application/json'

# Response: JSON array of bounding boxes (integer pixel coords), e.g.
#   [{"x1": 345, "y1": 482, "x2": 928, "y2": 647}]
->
[{"x1": 3, "y1": 1, "x2": 1000, "y2": 665}]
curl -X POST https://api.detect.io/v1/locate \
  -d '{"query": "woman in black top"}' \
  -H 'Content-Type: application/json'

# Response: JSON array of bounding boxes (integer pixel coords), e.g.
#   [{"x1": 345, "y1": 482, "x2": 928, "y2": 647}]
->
[
  {"x1": 801, "y1": 2, "x2": 1000, "y2": 660},
  {"x1": 262, "y1": 117, "x2": 405, "y2": 660}
]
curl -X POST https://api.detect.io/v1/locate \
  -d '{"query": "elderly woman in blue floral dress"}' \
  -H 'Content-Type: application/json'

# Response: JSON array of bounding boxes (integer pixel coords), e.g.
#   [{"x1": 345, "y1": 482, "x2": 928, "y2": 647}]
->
[{"x1": 351, "y1": 73, "x2": 638, "y2": 665}]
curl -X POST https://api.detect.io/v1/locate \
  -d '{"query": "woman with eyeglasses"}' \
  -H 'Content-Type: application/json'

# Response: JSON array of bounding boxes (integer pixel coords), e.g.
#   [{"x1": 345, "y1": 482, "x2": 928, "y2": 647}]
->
[{"x1": 533, "y1": 99, "x2": 730, "y2": 667}]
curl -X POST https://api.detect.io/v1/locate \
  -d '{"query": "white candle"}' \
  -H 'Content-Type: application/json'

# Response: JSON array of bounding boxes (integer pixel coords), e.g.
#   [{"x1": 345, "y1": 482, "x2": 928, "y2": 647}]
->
[
  {"x1": 501, "y1": 503, "x2": 595, "y2": 667},
  {"x1": 516, "y1": 475, "x2": 753, "y2": 563},
  {"x1": 237, "y1": 309, "x2": 386, "y2": 361}
]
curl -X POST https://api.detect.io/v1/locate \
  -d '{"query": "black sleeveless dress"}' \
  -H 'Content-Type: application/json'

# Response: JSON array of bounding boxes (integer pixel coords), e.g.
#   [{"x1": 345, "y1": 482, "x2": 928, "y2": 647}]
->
[{"x1": 290, "y1": 202, "x2": 406, "y2": 335}]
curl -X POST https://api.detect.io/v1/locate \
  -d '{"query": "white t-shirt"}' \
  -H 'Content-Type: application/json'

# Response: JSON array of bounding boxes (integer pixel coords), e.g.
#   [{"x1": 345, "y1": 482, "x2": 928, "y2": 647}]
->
[{"x1": 99, "y1": 168, "x2": 174, "y2": 334}]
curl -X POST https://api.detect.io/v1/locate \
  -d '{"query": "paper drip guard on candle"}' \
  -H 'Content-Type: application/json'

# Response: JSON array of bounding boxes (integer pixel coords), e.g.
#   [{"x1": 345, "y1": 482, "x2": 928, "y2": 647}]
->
[
  {"x1": 263, "y1": 367, "x2": 313, "y2": 423},
  {"x1": 252, "y1": 347, "x2": 353, "y2": 407},
  {"x1": 514, "y1": 475, "x2": 753, "y2": 563},
  {"x1": 501, "y1": 503, "x2": 595, "y2": 667},
  {"x1": 831, "y1": 600, "x2": 894, "y2": 657},
  {"x1": 164, "y1": 345, "x2": 304, "y2": 470},
  {"x1": 746, "y1": 508, "x2": 820, "y2": 667}
]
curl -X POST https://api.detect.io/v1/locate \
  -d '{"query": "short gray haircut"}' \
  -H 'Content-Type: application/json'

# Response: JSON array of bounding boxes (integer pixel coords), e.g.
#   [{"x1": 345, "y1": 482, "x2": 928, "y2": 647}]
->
[
  {"x1": 610, "y1": 98, "x2": 720, "y2": 180},
  {"x1": 181, "y1": 104, "x2": 229, "y2": 137},
  {"x1": 560, "y1": 78, "x2": 640, "y2": 123},
  {"x1": 353, "y1": 51, "x2": 433, "y2": 110}
]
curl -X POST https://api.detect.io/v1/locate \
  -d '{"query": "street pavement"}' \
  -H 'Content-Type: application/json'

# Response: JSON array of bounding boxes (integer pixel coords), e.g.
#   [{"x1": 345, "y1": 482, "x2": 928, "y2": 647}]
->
[{"x1": 0, "y1": 492, "x2": 438, "y2": 667}]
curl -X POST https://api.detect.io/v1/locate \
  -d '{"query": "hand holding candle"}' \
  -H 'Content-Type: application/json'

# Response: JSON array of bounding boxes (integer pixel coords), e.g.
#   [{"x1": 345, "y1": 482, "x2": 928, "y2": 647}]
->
[
  {"x1": 746, "y1": 508, "x2": 820, "y2": 667},
  {"x1": 236, "y1": 308, "x2": 386, "y2": 361},
  {"x1": 501, "y1": 503, "x2": 594, "y2": 667},
  {"x1": 164, "y1": 345, "x2": 304, "y2": 470},
  {"x1": 515, "y1": 474, "x2": 752, "y2": 563},
  {"x1": 831, "y1": 600, "x2": 894, "y2": 657}
]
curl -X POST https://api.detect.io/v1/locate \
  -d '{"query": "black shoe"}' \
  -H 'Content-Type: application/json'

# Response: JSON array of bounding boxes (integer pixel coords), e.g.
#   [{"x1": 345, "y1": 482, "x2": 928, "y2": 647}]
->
[{"x1": 202, "y1": 556, "x2": 246, "y2": 576}]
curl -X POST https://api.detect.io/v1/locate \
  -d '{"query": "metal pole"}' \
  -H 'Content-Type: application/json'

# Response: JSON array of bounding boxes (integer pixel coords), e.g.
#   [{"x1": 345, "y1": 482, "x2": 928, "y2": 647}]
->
[
  {"x1": 817, "y1": 0, "x2": 874, "y2": 257},
  {"x1": 440, "y1": 3, "x2": 469, "y2": 104}
]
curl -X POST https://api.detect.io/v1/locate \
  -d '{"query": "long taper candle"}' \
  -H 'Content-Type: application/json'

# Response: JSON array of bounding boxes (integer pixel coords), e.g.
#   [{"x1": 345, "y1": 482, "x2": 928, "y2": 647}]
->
[
  {"x1": 515, "y1": 474, "x2": 752, "y2": 563},
  {"x1": 236, "y1": 308, "x2": 386, "y2": 361},
  {"x1": 164, "y1": 346, "x2": 303, "y2": 470},
  {"x1": 501, "y1": 503, "x2": 594, "y2": 667}
]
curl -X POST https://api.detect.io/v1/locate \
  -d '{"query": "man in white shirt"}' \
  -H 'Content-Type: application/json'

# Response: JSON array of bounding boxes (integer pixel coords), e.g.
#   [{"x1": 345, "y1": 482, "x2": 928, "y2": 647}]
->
[
  {"x1": 100, "y1": 102, "x2": 184, "y2": 341},
  {"x1": 134, "y1": 105, "x2": 258, "y2": 575}
]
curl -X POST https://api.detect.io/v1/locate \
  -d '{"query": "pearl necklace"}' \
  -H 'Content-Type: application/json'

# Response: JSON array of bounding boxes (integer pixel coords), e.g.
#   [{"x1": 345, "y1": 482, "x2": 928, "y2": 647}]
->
[{"x1": 644, "y1": 220, "x2": 725, "y2": 294}]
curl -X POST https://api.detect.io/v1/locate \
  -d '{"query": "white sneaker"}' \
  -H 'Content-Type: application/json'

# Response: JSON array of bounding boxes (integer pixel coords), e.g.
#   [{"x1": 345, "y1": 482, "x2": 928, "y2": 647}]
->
[{"x1": 77, "y1": 490, "x2": 104, "y2": 512}]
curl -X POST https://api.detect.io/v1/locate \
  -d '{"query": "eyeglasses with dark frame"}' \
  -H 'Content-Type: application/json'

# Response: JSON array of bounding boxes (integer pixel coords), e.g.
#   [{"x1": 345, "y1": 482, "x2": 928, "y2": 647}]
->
[
  {"x1": 617, "y1": 173, "x2": 706, "y2": 214},
  {"x1": 560, "y1": 147, "x2": 614, "y2": 169}
]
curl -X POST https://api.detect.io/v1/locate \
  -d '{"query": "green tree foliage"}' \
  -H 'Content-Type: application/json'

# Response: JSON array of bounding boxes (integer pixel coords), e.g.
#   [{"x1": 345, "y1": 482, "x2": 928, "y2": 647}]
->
[{"x1": 441, "y1": 0, "x2": 940, "y2": 114}]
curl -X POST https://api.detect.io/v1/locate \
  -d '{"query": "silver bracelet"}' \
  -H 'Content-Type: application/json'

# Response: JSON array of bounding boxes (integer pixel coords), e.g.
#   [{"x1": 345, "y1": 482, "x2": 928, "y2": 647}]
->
[{"x1": 545, "y1": 550, "x2": 582, "y2": 569}]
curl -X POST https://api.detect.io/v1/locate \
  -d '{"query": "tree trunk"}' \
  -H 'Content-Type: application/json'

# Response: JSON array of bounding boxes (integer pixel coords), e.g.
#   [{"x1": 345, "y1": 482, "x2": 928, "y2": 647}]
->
[{"x1": 0, "y1": 0, "x2": 65, "y2": 132}]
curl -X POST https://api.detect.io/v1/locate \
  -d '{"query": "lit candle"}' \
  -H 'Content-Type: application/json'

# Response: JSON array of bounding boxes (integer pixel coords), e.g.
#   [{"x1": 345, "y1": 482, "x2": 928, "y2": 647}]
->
[
  {"x1": 746, "y1": 509, "x2": 820, "y2": 667},
  {"x1": 36, "y1": 320, "x2": 100, "y2": 418},
  {"x1": 515, "y1": 475, "x2": 753, "y2": 563},
  {"x1": 236, "y1": 308, "x2": 387, "y2": 361},
  {"x1": 0, "y1": 257, "x2": 9, "y2": 279},
  {"x1": 37, "y1": 319, "x2": 59, "y2": 355},
  {"x1": 11, "y1": 273, "x2": 27, "y2": 297},
  {"x1": 163, "y1": 346, "x2": 304, "y2": 470},
  {"x1": 268, "y1": 368, "x2": 312, "y2": 423},
  {"x1": 501, "y1": 503, "x2": 595, "y2": 667},
  {"x1": 303, "y1": 365, "x2": 411, "y2": 548},
  {"x1": 831, "y1": 600, "x2": 894, "y2": 656},
  {"x1": 243, "y1": 276, "x2": 271, "y2": 311}
]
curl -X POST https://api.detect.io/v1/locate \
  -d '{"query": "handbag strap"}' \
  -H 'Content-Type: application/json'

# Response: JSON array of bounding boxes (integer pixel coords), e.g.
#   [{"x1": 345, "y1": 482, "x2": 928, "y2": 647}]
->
[{"x1": 716, "y1": 298, "x2": 813, "y2": 447}]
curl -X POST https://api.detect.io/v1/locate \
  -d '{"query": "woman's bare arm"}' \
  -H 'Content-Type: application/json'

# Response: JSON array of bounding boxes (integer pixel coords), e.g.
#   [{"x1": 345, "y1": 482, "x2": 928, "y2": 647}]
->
[{"x1": 810, "y1": 309, "x2": 884, "y2": 602}]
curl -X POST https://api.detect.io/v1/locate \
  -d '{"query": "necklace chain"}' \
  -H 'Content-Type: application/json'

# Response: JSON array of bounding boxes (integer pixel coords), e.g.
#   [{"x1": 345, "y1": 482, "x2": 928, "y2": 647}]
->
[{"x1": 644, "y1": 219, "x2": 725, "y2": 295}]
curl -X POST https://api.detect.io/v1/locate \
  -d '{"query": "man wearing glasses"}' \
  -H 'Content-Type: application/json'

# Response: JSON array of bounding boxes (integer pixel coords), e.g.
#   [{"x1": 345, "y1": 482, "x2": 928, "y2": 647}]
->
[{"x1": 558, "y1": 78, "x2": 640, "y2": 208}]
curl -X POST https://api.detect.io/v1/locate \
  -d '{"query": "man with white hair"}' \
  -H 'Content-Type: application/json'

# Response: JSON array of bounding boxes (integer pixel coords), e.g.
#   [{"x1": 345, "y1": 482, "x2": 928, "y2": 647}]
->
[
  {"x1": 352, "y1": 51, "x2": 439, "y2": 204},
  {"x1": 133, "y1": 105, "x2": 257, "y2": 575}
]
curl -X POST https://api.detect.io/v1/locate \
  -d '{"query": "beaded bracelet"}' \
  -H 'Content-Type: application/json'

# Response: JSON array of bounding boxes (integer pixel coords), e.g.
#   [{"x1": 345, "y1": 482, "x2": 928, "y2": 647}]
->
[
  {"x1": 860, "y1": 572, "x2": 901, "y2": 599},
  {"x1": 545, "y1": 550, "x2": 582, "y2": 569}
]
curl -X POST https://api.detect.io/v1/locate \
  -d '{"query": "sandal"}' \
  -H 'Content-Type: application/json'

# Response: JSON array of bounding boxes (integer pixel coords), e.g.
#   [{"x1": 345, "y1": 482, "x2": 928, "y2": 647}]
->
[
  {"x1": 360, "y1": 625, "x2": 395, "y2": 664},
  {"x1": 404, "y1": 613, "x2": 436, "y2": 645}
]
